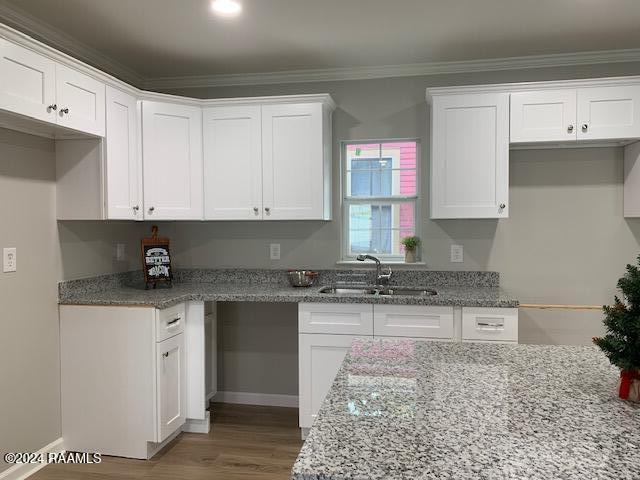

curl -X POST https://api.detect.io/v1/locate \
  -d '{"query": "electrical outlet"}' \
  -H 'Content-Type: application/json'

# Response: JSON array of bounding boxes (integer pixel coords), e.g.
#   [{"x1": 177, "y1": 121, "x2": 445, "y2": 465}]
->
[
  {"x1": 270, "y1": 243, "x2": 281, "y2": 260},
  {"x1": 3, "y1": 247, "x2": 17, "y2": 272},
  {"x1": 115, "y1": 243, "x2": 126, "y2": 261},
  {"x1": 450, "y1": 244, "x2": 464, "y2": 263}
]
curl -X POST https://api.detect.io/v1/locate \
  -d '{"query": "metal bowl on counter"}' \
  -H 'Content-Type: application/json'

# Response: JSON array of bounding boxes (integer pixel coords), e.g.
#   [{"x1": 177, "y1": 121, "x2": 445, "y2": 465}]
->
[{"x1": 287, "y1": 270, "x2": 319, "y2": 287}]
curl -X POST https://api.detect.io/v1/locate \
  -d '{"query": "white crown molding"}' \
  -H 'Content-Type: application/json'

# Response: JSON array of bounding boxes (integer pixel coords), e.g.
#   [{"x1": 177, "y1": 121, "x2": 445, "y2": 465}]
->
[
  {"x1": 1, "y1": 1, "x2": 640, "y2": 92},
  {"x1": 143, "y1": 48, "x2": 640, "y2": 90},
  {"x1": 426, "y1": 74, "x2": 640, "y2": 100},
  {"x1": 0, "y1": 1, "x2": 144, "y2": 87}
]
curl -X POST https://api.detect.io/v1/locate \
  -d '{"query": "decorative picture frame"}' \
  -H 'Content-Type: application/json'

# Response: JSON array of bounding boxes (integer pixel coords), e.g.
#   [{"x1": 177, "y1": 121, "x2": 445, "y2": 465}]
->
[{"x1": 141, "y1": 225, "x2": 173, "y2": 289}]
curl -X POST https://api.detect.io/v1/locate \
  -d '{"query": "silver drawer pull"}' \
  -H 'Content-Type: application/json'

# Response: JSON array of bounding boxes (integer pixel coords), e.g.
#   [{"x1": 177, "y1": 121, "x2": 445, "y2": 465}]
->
[
  {"x1": 166, "y1": 318, "x2": 180, "y2": 328},
  {"x1": 477, "y1": 322, "x2": 503, "y2": 328},
  {"x1": 162, "y1": 352, "x2": 169, "y2": 358}
]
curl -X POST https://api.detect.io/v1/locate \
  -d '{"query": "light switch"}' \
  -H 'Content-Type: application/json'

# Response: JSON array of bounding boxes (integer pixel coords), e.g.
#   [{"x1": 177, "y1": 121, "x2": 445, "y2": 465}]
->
[
  {"x1": 3, "y1": 247, "x2": 17, "y2": 272},
  {"x1": 450, "y1": 244, "x2": 464, "y2": 263},
  {"x1": 270, "y1": 243, "x2": 281, "y2": 260}
]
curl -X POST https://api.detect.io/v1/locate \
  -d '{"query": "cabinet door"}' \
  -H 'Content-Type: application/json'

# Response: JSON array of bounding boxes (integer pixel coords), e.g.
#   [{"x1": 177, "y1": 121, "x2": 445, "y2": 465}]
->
[
  {"x1": 373, "y1": 305, "x2": 454, "y2": 339},
  {"x1": 105, "y1": 86, "x2": 142, "y2": 220},
  {"x1": 577, "y1": 86, "x2": 640, "y2": 140},
  {"x1": 203, "y1": 105, "x2": 262, "y2": 220},
  {"x1": 299, "y1": 334, "x2": 356, "y2": 429},
  {"x1": 142, "y1": 101, "x2": 203, "y2": 220},
  {"x1": 0, "y1": 38, "x2": 56, "y2": 123},
  {"x1": 431, "y1": 93, "x2": 509, "y2": 219},
  {"x1": 55, "y1": 64, "x2": 105, "y2": 136},
  {"x1": 510, "y1": 90, "x2": 577, "y2": 143},
  {"x1": 156, "y1": 333, "x2": 186, "y2": 442},
  {"x1": 262, "y1": 103, "x2": 325, "y2": 220}
]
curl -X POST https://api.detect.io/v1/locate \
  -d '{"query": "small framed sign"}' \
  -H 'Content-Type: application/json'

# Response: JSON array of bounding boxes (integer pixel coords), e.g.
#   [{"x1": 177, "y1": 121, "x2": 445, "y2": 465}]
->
[{"x1": 141, "y1": 225, "x2": 173, "y2": 289}]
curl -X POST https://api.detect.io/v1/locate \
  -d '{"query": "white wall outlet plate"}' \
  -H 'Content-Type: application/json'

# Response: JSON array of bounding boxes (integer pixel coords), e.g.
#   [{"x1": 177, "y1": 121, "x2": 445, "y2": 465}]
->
[
  {"x1": 115, "y1": 243, "x2": 126, "y2": 261},
  {"x1": 450, "y1": 244, "x2": 464, "y2": 263},
  {"x1": 270, "y1": 243, "x2": 281, "y2": 260},
  {"x1": 3, "y1": 247, "x2": 17, "y2": 272}
]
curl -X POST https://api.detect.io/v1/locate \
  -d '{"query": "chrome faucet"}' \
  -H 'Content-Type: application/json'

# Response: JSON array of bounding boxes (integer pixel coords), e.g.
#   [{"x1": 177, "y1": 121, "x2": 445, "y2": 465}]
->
[{"x1": 356, "y1": 254, "x2": 392, "y2": 286}]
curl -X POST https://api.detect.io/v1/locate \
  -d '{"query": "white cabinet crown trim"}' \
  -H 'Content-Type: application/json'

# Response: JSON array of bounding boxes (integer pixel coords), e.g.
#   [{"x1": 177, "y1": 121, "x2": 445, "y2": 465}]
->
[
  {"x1": 426, "y1": 75, "x2": 640, "y2": 101},
  {"x1": 0, "y1": 23, "x2": 335, "y2": 111}
]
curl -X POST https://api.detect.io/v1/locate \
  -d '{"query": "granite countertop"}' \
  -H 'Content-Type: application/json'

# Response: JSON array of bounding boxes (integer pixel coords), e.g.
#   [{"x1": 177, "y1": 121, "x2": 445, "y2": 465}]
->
[
  {"x1": 292, "y1": 339, "x2": 640, "y2": 480},
  {"x1": 58, "y1": 282, "x2": 517, "y2": 309}
]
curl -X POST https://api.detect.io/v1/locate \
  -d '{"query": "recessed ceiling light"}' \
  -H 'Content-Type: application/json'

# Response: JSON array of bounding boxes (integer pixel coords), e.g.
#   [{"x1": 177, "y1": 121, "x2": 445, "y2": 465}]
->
[{"x1": 211, "y1": 0, "x2": 242, "y2": 16}]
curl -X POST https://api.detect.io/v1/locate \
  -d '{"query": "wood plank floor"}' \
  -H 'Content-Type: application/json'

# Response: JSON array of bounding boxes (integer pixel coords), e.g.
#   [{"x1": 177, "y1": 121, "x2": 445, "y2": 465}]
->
[{"x1": 31, "y1": 403, "x2": 303, "y2": 480}]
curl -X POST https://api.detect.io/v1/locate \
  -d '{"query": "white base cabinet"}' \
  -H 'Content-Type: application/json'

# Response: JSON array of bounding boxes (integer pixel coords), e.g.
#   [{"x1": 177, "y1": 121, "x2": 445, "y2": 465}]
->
[
  {"x1": 298, "y1": 333, "x2": 358, "y2": 429},
  {"x1": 298, "y1": 302, "x2": 478, "y2": 431},
  {"x1": 60, "y1": 303, "x2": 192, "y2": 459}
]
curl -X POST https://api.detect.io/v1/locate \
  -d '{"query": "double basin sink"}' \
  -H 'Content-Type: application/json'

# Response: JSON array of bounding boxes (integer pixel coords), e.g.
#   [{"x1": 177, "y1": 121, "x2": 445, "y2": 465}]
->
[{"x1": 318, "y1": 285, "x2": 437, "y2": 297}]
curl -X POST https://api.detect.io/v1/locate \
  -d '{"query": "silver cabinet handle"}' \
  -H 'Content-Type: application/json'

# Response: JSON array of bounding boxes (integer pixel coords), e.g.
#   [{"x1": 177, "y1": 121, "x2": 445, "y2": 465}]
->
[
  {"x1": 567, "y1": 125, "x2": 574, "y2": 133},
  {"x1": 253, "y1": 207, "x2": 259, "y2": 214},
  {"x1": 166, "y1": 318, "x2": 180, "y2": 327},
  {"x1": 133, "y1": 205, "x2": 139, "y2": 212},
  {"x1": 499, "y1": 203, "x2": 506, "y2": 209},
  {"x1": 48, "y1": 104, "x2": 57, "y2": 111},
  {"x1": 148, "y1": 206, "x2": 155, "y2": 213},
  {"x1": 60, "y1": 107, "x2": 69, "y2": 115},
  {"x1": 162, "y1": 352, "x2": 169, "y2": 358},
  {"x1": 265, "y1": 207, "x2": 271, "y2": 214},
  {"x1": 582, "y1": 123, "x2": 588, "y2": 132},
  {"x1": 477, "y1": 322, "x2": 503, "y2": 328}
]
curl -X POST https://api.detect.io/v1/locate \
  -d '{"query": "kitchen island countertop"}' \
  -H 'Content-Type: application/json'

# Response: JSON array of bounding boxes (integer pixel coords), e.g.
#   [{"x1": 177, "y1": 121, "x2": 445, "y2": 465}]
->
[{"x1": 291, "y1": 339, "x2": 639, "y2": 480}]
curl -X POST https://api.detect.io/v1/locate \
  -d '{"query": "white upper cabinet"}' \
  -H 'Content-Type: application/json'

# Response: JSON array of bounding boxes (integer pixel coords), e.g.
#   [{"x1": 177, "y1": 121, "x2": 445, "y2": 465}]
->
[
  {"x1": 55, "y1": 64, "x2": 105, "y2": 137},
  {"x1": 510, "y1": 90, "x2": 577, "y2": 143},
  {"x1": 430, "y1": 93, "x2": 509, "y2": 219},
  {"x1": 0, "y1": 39, "x2": 105, "y2": 136},
  {"x1": 577, "y1": 85, "x2": 640, "y2": 141},
  {"x1": 202, "y1": 100, "x2": 332, "y2": 221},
  {"x1": 142, "y1": 101, "x2": 203, "y2": 220},
  {"x1": 105, "y1": 86, "x2": 142, "y2": 220},
  {"x1": 0, "y1": 38, "x2": 56, "y2": 123},
  {"x1": 203, "y1": 105, "x2": 263, "y2": 220},
  {"x1": 262, "y1": 103, "x2": 330, "y2": 220}
]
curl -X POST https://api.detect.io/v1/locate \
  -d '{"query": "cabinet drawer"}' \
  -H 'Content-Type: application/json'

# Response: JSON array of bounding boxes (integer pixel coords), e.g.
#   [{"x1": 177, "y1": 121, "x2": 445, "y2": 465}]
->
[
  {"x1": 156, "y1": 303, "x2": 185, "y2": 343},
  {"x1": 374, "y1": 305, "x2": 454, "y2": 339},
  {"x1": 462, "y1": 307, "x2": 518, "y2": 343},
  {"x1": 298, "y1": 303, "x2": 373, "y2": 335}
]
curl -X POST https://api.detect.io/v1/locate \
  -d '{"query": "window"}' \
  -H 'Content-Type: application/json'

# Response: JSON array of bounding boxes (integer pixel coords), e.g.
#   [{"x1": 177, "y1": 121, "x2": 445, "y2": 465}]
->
[{"x1": 342, "y1": 140, "x2": 419, "y2": 261}]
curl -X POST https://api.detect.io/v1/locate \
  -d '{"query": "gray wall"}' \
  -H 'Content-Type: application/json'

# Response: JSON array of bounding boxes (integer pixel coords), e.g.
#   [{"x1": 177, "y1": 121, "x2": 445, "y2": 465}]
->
[
  {"x1": 0, "y1": 130, "x2": 146, "y2": 473},
  {"x1": 155, "y1": 64, "x2": 640, "y2": 395},
  {"x1": 0, "y1": 129, "x2": 60, "y2": 472}
]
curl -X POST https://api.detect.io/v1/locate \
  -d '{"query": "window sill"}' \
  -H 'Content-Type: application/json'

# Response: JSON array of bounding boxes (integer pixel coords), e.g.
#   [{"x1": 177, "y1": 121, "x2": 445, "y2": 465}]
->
[{"x1": 336, "y1": 261, "x2": 426, "y2": 267}]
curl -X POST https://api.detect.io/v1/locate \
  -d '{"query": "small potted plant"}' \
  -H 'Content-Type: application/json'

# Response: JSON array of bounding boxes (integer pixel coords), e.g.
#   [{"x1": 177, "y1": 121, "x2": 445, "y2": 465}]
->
[
  {"x1": 593, "y1": 255, "x2": 640, "y2": 402},
  {"x1": 400, "y1": 236, "x2": 420, "y2": 263}
]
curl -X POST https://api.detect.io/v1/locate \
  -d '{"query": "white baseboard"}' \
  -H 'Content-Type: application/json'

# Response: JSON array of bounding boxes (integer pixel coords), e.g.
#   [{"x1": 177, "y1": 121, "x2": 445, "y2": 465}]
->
[
  {"x1": 205, "y1": 390, "x2": 216, "y2": 403},
  {"x1": 213, "y1": 391, "x2": 299, "y2": 408},
  {"x1": 182, "y1": 411, "x2": 211, "y2": 434},
  {"x1": 0, "y1": 438, "x2": 65, "y2": 480}
]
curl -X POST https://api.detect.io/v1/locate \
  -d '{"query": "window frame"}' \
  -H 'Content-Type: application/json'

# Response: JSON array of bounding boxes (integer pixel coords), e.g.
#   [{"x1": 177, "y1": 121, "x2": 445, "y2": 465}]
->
[{"x1": 340, "y1": 138, "x2": 421, "y2": 262}]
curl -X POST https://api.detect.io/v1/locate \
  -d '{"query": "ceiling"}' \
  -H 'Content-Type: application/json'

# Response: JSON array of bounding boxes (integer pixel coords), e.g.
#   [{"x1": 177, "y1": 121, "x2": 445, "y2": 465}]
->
[{"x1": 2, "y1": 0, "x2": 640, "y2": 86}]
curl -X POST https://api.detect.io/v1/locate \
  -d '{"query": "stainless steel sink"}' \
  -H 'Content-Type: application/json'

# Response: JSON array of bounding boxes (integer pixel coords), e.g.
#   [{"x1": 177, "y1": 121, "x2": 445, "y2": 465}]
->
[{"x1": 318, "y1": 285, "x2": 437, "y2": 296}]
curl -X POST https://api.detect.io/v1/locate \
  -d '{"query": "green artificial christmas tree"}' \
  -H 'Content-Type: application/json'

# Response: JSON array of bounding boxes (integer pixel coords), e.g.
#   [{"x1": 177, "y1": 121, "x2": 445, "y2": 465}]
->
[{"x1": 593, "y1": 255, "x2": 640, "y2": 400}]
